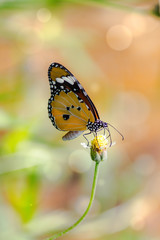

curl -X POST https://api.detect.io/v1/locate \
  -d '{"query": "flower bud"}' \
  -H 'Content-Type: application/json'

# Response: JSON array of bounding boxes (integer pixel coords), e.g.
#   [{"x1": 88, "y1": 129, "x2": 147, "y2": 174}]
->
[{"x1": 90, "y1": 135, "x2": 109, "y2": 162}]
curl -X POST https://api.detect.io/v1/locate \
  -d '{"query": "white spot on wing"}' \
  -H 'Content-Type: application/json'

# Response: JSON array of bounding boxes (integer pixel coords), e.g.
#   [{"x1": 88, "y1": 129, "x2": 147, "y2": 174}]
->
[
  {"x1": 83, "y1": 91, "x2": 88, "y2": 96},
  {"x1": 62, "y1": 76, "x2": 70, "y2": 81},
  {"x1": 78, "y1": 83, "x2": 83, "y2": 89},
  {"x1": 56, "y1": 77, "x2": 64, "y2": 83},
  {"x1": 62, "y1": 76, "x2": 74, "y2": 85},
  {"x1": 68, "y1": 76, "x2": 75, "y2": 83}
]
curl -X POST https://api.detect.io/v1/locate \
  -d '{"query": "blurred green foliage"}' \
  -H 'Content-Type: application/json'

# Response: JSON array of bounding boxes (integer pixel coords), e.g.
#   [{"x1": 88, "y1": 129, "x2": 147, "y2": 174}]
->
[{"x1": 2, "y1": 168, "x2": 40, "y2": 223}]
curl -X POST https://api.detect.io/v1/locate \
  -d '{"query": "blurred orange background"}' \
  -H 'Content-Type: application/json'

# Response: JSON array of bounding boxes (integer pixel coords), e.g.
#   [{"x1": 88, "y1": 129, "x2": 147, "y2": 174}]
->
[{"x1": 0, "y1": 1, "x2": 160, "y2": 240}]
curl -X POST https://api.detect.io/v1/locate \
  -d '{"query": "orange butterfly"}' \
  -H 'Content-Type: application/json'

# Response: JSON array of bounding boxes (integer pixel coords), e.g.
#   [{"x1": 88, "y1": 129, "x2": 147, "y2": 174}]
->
[{"x1": 48, "y1": 63, "x2": 124, "y2": 145}]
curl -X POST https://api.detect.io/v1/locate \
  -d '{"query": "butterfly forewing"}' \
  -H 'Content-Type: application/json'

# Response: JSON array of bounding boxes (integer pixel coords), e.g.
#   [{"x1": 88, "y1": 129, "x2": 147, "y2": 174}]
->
[{"x1": 48, "y1": 62, "x2": 99, "y2": 133}]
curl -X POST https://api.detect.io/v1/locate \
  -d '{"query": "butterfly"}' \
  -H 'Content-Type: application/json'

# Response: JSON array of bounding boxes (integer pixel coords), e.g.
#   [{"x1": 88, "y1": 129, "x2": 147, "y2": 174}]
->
[{"x1": 48, "y1": 62, "x2": 124, "y2": 145}]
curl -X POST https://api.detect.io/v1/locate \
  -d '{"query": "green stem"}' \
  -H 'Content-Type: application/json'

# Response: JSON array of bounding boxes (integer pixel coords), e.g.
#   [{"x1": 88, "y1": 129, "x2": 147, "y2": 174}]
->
[{"x1": 47, "y1": 161, "x2": 100, "y2": 240}]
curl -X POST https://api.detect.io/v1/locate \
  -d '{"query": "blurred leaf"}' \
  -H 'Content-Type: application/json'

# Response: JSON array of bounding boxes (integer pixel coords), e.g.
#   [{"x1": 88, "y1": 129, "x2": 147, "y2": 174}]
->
[
  {"x1": 0, "y1": 109, "x2": 15, "y2": 129},
  {"x1": 3, "y1": 167, "x2": 40, "y2": 223},
  {"x1": 0, "y1": 0, "x2": 149, "y2": 15},
  {"x1": 110, "y1": 227, "x2": 143, "y2": 240},
  {"x1": 0, "y1": 0, "x2": 63, "y2": 10},
  {"x1": 152, "y1": 3, "x2": 160, "y2": 17},
  {"x1": 2, "y1": 125, "x2": 30, "y2": 154}
]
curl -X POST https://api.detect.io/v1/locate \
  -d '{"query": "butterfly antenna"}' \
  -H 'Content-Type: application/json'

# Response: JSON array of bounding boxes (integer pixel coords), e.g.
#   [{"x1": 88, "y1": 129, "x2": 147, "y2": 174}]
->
[{"x1": 107, "y1": 123, "x2": 124, "y2": 141}]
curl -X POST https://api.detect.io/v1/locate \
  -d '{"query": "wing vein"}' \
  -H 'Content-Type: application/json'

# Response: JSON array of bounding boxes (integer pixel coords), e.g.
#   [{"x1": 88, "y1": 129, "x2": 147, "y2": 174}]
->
[
  {"x1": 60, "y1": 92, "x2": 89, "y2": 119},
  {"x1": 53, "y1": 100, "x2": 87, "y2": 123}
]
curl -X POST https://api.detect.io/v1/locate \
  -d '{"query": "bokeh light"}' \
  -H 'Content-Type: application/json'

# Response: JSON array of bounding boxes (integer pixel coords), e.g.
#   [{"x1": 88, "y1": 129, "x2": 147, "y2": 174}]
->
[
  {"x1": 69, "y1": 150, "x2": 91, "y2": 173},
  {"x1": 123, "y1": 13, "x2": 159, "y2": 37},
  {"x1": 133, "y1": 154, "x2": 156, "y2": 176},
  {"x1": 37, "y1": 8, "x2": 52, "y2": 23},
  {"x1": 113, "y1": 91, "x2": 151, "y2": 126},
  {"x1": 106, "y1": 25, "x2": 132, "y2": 51}
]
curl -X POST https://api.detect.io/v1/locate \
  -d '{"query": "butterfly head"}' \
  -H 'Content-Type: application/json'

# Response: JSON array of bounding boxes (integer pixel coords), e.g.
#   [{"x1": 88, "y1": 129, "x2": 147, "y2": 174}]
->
[
  {"x1": 87, "y1": 119, "x2": 124, "y2": 147},
  {"x1": 87, "y1": 119, "x2": 107, "y2": 132}
]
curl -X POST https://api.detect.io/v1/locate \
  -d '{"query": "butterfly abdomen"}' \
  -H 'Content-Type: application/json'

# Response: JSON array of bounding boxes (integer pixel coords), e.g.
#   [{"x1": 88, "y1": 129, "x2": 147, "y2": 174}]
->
[{"x1": 62, "y1": 131, "x2": 84, "y2": 141}]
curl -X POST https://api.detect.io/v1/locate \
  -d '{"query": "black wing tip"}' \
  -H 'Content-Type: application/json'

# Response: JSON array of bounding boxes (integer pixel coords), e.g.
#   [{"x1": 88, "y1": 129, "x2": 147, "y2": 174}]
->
[
  {"x1": 48, "y1": 62, "x2": 74, "y2": 76},
  {"x1": 48, "y1": 62, "x2": 62, "y2": 70},
  {"x1": 48, "y1": 62, "x2": 63, "y2": 78}
]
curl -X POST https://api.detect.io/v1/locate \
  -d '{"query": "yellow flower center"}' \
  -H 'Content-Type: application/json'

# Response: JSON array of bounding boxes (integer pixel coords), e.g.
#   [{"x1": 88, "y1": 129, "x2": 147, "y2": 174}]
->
[{"x1": 91, "y1": 135, "x2": 109, "y2": 152}]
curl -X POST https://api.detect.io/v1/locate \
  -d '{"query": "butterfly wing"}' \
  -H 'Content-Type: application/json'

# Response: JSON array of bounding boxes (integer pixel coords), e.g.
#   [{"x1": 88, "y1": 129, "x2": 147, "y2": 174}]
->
[{"x1": 48, "y1": 62, "x2": 100, "y2": 137}]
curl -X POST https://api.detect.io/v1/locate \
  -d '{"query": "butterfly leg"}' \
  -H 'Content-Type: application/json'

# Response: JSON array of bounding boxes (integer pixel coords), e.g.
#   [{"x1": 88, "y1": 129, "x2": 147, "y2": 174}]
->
[
  {"x1": 83, "y1": 132, "x2": 92, "y2": 146},
  {"x1": 105, "y1": 127, "x2": 112, "y2": 147},
  {"x1": 98, "y1": 127, "x2": 111, "y2": 144},
  {"x1": 103, "y1": 127, "x2": 105, "y2": 136},
  {"x1": 105, "y1": 129, "x2": 110, "y2": 139},
  {"x1": 94, "y1": 128, "x2": 110, "y2": 146},
  {"x1": 94, "y1": 131, "x2": 101, "y2": 149}
]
